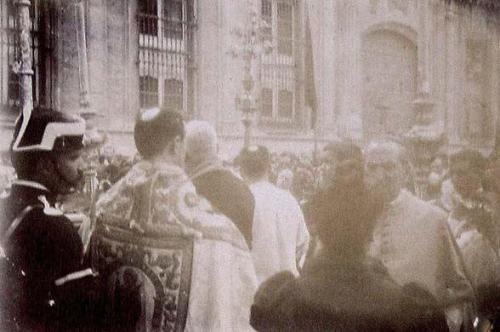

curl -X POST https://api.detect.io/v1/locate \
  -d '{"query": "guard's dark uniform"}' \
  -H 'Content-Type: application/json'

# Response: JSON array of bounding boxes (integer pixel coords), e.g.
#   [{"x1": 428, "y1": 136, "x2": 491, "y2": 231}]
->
[
  {"x1": 0, "y1": 181, "x2": 84, "y2": 331},
  {"x1": 0, "y1": 108, "x2": 100, "y2": 331}
]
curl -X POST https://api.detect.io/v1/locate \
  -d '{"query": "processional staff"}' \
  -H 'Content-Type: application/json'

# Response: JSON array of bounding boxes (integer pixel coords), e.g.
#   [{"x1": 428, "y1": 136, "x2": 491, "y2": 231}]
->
[{"x1": 75, "y1": 0, "x2": 102, "y2": 270}]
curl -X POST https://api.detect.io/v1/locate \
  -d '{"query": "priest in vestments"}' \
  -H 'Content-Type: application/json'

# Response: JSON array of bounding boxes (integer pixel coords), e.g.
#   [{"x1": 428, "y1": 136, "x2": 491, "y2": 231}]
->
[{"x1": 96, "y1": 108, "x2": 258, "y2": 331}]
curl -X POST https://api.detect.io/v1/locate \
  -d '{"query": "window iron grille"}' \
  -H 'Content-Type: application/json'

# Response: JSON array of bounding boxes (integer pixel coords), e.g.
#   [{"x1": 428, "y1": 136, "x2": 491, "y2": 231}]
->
[
  {"x1": 260, "y1": 0, "x2": 296, "y2": 123},
  {"x1": 138, "y1": 0, "x2": 196, "y2": 117},
  {"x1": 0, "y1": 0, "x2": 53, "y2": 113}
]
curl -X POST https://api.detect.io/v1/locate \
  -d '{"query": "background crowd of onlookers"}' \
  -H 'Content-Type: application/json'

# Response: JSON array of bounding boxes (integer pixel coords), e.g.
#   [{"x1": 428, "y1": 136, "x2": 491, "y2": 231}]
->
[{"x1": 2, "y1": 142, "x2": 500, "y2": 210}]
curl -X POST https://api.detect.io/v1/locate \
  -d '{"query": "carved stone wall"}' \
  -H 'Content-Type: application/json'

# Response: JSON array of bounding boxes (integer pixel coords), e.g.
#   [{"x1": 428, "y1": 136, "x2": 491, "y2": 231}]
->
[
  {"x1": 361, "y1": 30, "x2": 417, "y2": 141},
  {"x1": 463, "y1": 38, "x2": 492, "y2": 143},
  {"x1": 312, "y1": 0, "x2": 500, "y2": 153},
  {"x1": 4, "y1": 0, "x2": 497, "y2": 156}
]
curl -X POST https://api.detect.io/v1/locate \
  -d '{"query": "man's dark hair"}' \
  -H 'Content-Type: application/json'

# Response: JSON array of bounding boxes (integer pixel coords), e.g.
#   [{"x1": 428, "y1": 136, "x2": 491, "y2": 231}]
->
[
  {"x1": 134, "y1": 108, "x2": 184, "y2": 160},
  {"x1": 238, "y1": 145, "x2": 271, "y2": 179},
  {"x1": 316, "y1": 186, "x2": 382, "y2": 259},
  {"x1": 323, "y1": 140, "x2": 364, "y2": 189},
  {"x1": 323, "y1": 140, "x2": 363, "y2": 164}
]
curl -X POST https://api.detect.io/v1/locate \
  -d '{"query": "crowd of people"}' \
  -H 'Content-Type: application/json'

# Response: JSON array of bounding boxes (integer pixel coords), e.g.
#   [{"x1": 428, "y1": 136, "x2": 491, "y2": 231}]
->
[{"x1": 1, "y1": 106, "x2": 500, "y2": 331}]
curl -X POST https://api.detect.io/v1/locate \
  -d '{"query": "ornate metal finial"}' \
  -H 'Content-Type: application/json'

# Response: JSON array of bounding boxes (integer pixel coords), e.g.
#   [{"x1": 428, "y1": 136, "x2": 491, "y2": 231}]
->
[{"x1": 229, "y1": 0, "x2": 272, "y2": 148}]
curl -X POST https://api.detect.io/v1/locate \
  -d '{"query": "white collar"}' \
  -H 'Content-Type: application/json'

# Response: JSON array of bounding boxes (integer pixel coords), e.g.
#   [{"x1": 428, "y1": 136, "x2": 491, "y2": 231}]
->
[{"x1": 12, "y1": 179, "x2": 49, "y2": 192}]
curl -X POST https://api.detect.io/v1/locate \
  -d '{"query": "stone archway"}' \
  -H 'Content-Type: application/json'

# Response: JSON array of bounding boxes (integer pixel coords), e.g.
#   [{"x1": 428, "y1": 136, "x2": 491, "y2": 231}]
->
[{"x1": 361, "y1": 29, "x2": 417, "y2": 141}]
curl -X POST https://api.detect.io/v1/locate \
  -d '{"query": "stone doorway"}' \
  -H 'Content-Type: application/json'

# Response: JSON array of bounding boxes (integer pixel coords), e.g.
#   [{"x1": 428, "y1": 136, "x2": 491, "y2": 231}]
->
[{"x1": 361, "y1": 30, "x2": 417, "y2": 141}]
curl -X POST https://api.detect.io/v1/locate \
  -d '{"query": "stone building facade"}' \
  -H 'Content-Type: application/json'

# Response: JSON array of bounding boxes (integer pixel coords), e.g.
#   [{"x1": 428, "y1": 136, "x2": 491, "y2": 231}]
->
[
  {"x1": 1, "y1": 0, "x2": 499, "y2": 158},
  {"x1": 309, "y1": 0, "x2": 500, "y2": 157}
]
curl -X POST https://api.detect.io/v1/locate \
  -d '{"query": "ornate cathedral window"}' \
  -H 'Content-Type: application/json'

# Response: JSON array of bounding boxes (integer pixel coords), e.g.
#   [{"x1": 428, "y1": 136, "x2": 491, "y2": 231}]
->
[
  {"x1": 138, "y1": 0, "x2": 196, "y2": 116},
  {"x1": 260, "y1": 0, "x2": 298, "y2": 125},
  {"x1": 0, "y1": 0, "x2": 50, "y2": 113}
]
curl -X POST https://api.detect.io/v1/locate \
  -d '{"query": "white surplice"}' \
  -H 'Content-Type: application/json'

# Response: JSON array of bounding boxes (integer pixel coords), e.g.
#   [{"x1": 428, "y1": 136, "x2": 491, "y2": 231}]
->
[{"x1": 250, "y1": 180, "x2": 310, "y2": 283}]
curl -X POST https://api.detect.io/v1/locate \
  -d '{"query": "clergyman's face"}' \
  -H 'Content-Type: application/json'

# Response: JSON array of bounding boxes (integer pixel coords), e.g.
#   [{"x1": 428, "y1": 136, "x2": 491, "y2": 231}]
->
[{"x1": 365, "y1": 145, "x2": 402, "y2": 204}]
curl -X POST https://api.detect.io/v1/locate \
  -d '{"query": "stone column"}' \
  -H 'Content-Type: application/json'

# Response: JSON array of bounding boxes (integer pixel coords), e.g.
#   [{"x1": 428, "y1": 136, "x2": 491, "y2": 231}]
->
[
  {"x1": 413, "y1": 0, "x2": 437, "y2": 129},
  {"x1": 15, "y1": 0, "x2": 33, "y2": 114},
  {"x1": 75, "y1": 1, "x2": 90, "y2": 107},
  {"x1": 198, "y1": 0, "x2": 222, "y2": 125},
  {"x1": 335, "y1": 0, "x2": 347, "y2": 137},
  {"x1": 417, "y1": 0, "x2": 431, "y2": 96},
  {"x1": 58, "y1": 0, "x2": 82, "y2": 114},
  {"x1": 433, "y1": 0, "x2": 448, "y2": 133},
  {"x1": 318, "y1": 0, "x2": 334, "y2": 139},
  {"x1": 333, "y1": 0, "x2": 360, "y2": 141},
  {"x1": 492, "y1": 21, "x2": 500, "y2": 149},
  {"x1": 86, "y1": 0, "x2": 107, "y2": 119},
  {"x1": 345, "y1": 1, "x2": 362, "y2": 141},
  {"x1": 445, "y1": 3, "x2": 462, "y2": 147}
]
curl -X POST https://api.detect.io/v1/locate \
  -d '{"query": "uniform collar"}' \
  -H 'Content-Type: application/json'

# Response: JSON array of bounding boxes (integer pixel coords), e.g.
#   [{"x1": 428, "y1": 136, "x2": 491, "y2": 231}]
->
[{"x1": 10, "y1": 179, "x2": 57, "y2": 205}]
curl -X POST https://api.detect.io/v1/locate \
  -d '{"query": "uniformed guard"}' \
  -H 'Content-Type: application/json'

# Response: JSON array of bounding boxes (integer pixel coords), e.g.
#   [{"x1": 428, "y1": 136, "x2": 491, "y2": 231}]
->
[{"x1": 0, "y1": 107, "x2": 96, "y2": 331}]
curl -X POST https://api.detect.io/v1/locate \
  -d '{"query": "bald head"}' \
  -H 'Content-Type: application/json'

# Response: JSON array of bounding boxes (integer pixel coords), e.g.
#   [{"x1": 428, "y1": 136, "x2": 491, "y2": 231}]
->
[
  {"x1": 365, "y1": 140, "x2": 405, "y2": 165},
  {"x1": 185, "y1": 120, "x2": 218, "y2": 172},
  {"x1": 365, "y1": 140, "x2": 406, "y2": 204}
]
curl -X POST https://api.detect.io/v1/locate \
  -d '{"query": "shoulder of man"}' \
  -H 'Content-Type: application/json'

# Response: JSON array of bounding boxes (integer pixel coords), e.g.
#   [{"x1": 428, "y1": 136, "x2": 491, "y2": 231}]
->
[
  {"x1": 201, "y1": 169, "x2": 253, "y2": 201},
  {"x1": 2, "y1": 202, "x2": 83, "y2": 268},
  {"x1": 250, "y1": 271, "x2": 300, "y2": 330},
  {"x1": 402, "y1": 190, "x2": 448, "y2": 225},
  {"x1": 225, "y1": 170, "x2": 254, "y2": 198},
  {"x1": 174, "y1": 181, "x2": 250, "y2": 250},
  {"x1": 18, "y1": 204, "x2": 78, "y2": 236}
]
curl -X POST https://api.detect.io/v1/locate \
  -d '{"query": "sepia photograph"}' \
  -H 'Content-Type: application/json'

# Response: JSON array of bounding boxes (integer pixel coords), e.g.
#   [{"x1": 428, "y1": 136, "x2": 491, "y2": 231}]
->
[{"x1": 0, "y1": 0, "x2": 500, "y2": 331}]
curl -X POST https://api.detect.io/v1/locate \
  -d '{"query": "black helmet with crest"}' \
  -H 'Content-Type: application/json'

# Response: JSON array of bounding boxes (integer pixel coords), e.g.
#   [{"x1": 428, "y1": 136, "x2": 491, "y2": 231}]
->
[{"x1": 10, "y1": 107, "x2": 86, "y2": 177}]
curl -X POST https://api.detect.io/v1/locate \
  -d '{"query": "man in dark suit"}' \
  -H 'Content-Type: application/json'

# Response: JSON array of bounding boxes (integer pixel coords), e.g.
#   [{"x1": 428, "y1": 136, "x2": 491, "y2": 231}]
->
[
  {"x1": 250, "y1": 160, "x2": 448, "y2": 332},
  {"x1": 0, "y1": 108, "x2": 94, "y2": 331},
  {"x1": 302, "y1": 140, "x2": 365, "y2": 260},
  {"x1": 184, "y1": 120, "x2": 254, "y2": 248}
]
